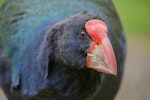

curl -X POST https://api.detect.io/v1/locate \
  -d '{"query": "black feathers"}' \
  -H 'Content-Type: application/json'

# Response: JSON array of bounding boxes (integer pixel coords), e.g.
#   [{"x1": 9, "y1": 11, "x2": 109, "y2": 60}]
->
[{"x1": 0, "y1": 0, "x2": 126, "y2": 100}]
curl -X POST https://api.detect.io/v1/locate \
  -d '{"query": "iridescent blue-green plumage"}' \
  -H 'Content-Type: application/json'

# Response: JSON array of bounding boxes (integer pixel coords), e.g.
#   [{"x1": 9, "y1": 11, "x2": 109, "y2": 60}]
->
[{"x1": 0, "y1": 0, "x2": 126, "y2": 100}]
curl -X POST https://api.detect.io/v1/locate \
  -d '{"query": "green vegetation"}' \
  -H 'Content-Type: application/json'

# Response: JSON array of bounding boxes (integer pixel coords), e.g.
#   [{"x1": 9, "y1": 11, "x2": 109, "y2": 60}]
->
[
  {"x1": 113, "y1": 0, "x2": 150, "y2": 35},
  {"x1": 0, "y1": 0, "x2": 2, "y2": 4}
]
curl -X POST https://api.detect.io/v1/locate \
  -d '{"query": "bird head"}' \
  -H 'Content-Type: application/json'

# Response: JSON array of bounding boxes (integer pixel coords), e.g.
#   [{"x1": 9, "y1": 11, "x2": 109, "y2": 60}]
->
[{"x1": 43, "y1": 13, "x2": 117, "y2": 76}]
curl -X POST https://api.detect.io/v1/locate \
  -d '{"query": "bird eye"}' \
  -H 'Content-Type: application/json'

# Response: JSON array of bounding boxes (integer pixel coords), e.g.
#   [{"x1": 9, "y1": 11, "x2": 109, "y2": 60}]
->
[{"x1": 79, "y1": 31, "x2": 86, "y2": 39}]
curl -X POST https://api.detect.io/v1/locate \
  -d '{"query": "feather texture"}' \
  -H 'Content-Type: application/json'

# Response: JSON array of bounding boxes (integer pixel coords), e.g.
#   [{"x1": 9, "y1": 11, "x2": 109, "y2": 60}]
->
[{"x1": 0, "y1": 0, "x2": 126, "y2": 100}]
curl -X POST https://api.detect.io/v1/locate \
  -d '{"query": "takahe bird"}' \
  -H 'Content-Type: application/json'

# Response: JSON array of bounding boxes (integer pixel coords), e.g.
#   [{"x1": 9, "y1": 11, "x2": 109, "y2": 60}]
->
[{"x1": 0, "y1": 0, "x2": 126, "y2": 100}]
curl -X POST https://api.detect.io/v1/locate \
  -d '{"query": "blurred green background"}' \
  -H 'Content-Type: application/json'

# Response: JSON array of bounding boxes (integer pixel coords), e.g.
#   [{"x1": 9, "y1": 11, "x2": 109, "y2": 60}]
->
[
  {"x1": 113, "y1": 1, "x2": 150, "y2": 100},
  {"x1": 0, "y1": 0, "x2": 150, "y2": 100},
  {"x1": 114, "y1": 0, "x2": 150, "y2": 35}
]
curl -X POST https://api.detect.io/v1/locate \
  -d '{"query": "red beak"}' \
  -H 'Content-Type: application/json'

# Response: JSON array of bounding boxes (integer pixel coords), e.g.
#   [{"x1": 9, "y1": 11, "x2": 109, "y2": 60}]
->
[{"x1": 85, "y1": 19, "x2": 117, "y2": 75}]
